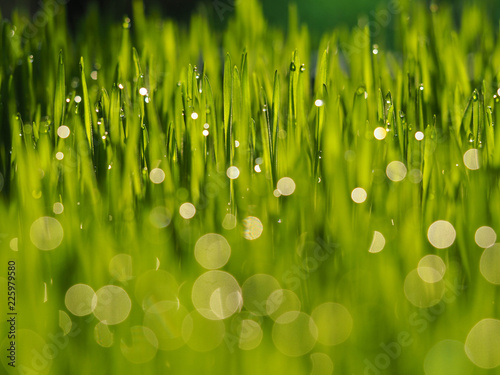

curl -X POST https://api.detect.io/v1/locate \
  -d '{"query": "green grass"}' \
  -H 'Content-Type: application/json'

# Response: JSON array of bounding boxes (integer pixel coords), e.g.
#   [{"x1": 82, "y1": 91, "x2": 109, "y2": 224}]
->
[{"x1": 0, "y1": 1, "x2": 499, "y2": 374}]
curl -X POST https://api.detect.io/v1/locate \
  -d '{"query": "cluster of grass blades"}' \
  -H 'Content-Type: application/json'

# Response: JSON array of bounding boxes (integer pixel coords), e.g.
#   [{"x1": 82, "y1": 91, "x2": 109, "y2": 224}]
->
[{"x1": 0, "y1": 0, "x2": 499, "y2": 374}]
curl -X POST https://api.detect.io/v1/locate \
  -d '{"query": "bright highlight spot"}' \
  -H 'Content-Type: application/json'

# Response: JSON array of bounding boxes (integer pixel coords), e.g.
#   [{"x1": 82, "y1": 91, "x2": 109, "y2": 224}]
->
[
  {"x1": 368, "y1": 231, "x2": 385, "y2": 253},
  {"x1": 57, "y1": 125, "x2": 71, "y2": 139},
  {"x1": 53, "y1": 202, "x2": 64, "y2": 214},
  {"x1": 65, "y1": 284, "x2": 97, "y2": 316},
  {"x1": 194, "y1": 233, "x2": 231, "y2": 269},
  {"x1": 351, "y1": 187, "x2": 367, "y2": 203},
  {"x1": 386, "y1": 161, "x2": 407, "y2": 181},
  {"x1": 427, "y1": 220, "x2": 456, "y2": 249},
  {"x1": 93, "y1": 285, "x2": 132, "y2": 325},
  {"x1": 480, "y1": 243, "x2": 500, "y2": 284},
  {"x1": 243, "y1": 216, "x2": 263, "y2": 240},
  {"x1": 149, "y1": 206, "x2": 171, "y2": 228},
  {"x1": 475, "y1": 226, "x2": 497, "y2": 248},
  {"x1": 191, "y1": 112, "x2": 199, "y2": 120},
  {"x1": 463, "y1": 149, "x2": 480, "y2": 170},
  {"x1": 139, "y1": 87, "x2": 148, "y2": 96},
  {"x1": 277, "y1": 177, "x2": 296, "y2": 196},
  {"x1": 30, "y1": 216, "x2": 64, "y2": 250},
  {"x1": 149, "y1": 168, "x2": 165, "y2": 184},
  {"x1": 374, "y1": 127, "x2": 387, "y2": 140},
  {"x1": 315, "y1": 99, "x2": 324, "y2": 107},
  {"x1": 418, "y1": 255, "x2": 446, "y2": 283},
  {"x1": 222, "y1": 214, "x2": 237, "y2": 230},
  {"x1": 191, "y1": 270, "x2": 242, "y2": 320},
  {"x1": 179, "y1": 203, "x2": 196, "y2": 219},
  {"x1": 415, "y1": 131, "x2": 424, "y2": 141},
  {"x1": 465, "y1": 319, "x2": 500, "y2": 369},
  {"x1": 226, "y1": 166, "x2": 240, "y2": 179}
]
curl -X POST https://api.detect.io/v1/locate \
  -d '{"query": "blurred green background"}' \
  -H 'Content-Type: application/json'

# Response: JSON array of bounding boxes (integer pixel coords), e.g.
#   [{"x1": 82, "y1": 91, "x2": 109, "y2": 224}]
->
[{"x1": 3, "y1": 0, "x2": 499, "y2": 33}]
